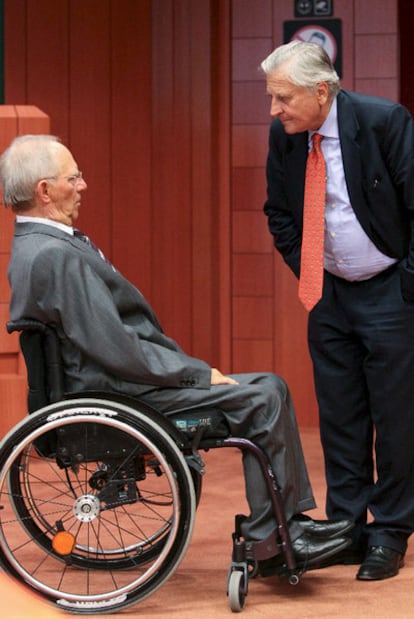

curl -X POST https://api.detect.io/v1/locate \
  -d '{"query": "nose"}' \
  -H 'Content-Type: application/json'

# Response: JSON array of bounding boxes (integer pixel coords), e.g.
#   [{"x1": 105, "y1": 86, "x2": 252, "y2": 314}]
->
[
  {"x1": 270, "y1": 97, "x2": 282, "y2": 118},
  {"x1": 78, "y1": 177, "x2": 87, "y2": 191}
]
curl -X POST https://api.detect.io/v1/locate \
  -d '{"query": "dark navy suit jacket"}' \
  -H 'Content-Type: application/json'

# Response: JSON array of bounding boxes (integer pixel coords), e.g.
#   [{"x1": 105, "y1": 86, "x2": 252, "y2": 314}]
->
[{"x1": 264, "y1": 89, "x2": 414, "y2": 296}]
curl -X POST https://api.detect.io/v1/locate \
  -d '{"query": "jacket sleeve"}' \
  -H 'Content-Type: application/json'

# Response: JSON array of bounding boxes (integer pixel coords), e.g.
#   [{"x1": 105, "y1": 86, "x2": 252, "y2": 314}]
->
[
  {"x1": 263, "y1": 122, "x2": 303, "y2": 278},
  {"x1": 382, "y1": 103, "x2": 414, "y2": 302},
  {"x1": 31, "y1": 246, "x2": 212, "y2": 389}
]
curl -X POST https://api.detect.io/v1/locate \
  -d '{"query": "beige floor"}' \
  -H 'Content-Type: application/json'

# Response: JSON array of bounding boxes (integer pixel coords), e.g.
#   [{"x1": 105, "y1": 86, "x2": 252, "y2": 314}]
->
[{"x1": 2, "y1": 427, "x2": 413, "y2": 618}]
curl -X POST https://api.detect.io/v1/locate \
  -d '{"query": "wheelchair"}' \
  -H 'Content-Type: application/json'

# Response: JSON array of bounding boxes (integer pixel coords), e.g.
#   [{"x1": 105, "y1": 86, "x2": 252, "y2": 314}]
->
[{"x1": 0, "y1": 319, "x2": 303, "y2": 614}]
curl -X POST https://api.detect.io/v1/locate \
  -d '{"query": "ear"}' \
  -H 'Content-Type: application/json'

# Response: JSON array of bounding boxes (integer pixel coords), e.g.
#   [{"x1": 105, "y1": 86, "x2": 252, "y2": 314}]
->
[
  {"x1": 36, "y1": 179, "x2": 52, "y2": 205},
  {"x1": 316, "y1": 81, "x2": 329, "y2": 105}
]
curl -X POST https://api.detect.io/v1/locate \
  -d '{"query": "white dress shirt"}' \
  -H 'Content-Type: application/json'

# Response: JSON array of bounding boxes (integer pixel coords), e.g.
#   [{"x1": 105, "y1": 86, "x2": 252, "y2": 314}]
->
[{"x1": 310, "y1": 97, "x2": 396, "y2": 281}]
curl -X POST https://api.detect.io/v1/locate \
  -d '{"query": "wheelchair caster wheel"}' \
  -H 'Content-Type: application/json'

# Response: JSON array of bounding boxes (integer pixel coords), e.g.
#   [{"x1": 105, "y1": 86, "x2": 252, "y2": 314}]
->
[
  {"x1": 228, "y1": 570, "x2": 247, "y2": 612},
  {"x1": 289, "y1": 573, "x2": 300, "y2": 585}
]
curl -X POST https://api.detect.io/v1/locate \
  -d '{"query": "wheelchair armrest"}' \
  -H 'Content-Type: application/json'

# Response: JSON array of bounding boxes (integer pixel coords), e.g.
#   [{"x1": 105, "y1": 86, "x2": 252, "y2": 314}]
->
[{"x1": 7, "y1": 318, "x2": 51, "y2": 334}]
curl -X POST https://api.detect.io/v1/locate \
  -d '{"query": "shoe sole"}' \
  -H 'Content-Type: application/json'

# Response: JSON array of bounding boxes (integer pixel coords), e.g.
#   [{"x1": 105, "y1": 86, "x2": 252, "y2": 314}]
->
[
  {"x1": 314, "y1": 550, "x2": 365, "y2": 569},
  {"x1": 259, "y1": 539, "x2": 353, "y2": 578}
]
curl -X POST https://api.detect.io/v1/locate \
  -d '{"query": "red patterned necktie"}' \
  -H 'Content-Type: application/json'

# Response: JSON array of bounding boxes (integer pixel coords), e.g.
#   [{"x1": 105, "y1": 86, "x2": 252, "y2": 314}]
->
[{"x1": 298, "y1": 133, "x2": 326, "y2": 311}]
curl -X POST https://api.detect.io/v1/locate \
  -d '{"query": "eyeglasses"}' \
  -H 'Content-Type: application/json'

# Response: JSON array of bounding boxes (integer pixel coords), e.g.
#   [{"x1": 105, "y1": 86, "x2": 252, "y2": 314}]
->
[
  {"x1": 45, "y1": 171, "x2": 84, "y2": 185},
  {"x1": 63, "y1": 171, "x2": 83, "y2": 185}
]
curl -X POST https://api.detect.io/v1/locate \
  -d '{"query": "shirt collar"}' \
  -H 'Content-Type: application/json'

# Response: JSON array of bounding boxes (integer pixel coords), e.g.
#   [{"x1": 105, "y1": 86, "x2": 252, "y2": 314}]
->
[
  {"x1": 309, "y1": 96, "x2": 338, "y2": 140},
  {"x1": 16, "y1": 215, "x2": 74, "y2": 236}
]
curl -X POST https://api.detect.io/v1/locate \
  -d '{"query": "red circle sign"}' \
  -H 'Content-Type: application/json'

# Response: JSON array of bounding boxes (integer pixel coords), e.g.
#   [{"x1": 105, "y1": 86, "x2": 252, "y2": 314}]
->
[{"x1": 292, "y1": 25, "x2": 337, "y2": 62}]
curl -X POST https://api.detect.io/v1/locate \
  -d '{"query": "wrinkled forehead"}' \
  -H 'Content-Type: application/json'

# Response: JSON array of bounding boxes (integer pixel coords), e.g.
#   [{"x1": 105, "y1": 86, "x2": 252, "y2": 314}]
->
[{"x1": 266, "y1": 70, "x2": 300, "y2": 95}]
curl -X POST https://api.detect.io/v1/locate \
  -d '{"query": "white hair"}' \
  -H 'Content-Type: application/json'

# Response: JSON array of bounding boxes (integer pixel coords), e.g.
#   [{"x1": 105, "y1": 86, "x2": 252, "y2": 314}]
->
[
  {"x1": 261, "y1": 40, "x2": 340, "y2": 98},
  {"x1": 0, "y1": 134, "x2": 64, "y2": 211}
]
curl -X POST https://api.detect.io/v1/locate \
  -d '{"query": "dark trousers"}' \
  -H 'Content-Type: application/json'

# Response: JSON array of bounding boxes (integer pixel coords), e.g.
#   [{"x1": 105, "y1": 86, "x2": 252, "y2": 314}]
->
[{"x1": 309, "y1": 266, "x2": 414, "y2": 554}]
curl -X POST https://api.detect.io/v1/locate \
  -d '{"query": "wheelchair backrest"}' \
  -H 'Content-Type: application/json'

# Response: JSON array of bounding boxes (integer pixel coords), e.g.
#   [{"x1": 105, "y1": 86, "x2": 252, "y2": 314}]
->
[{"x1": 6, "y1": 319, "x2": 65, "y2": 413}]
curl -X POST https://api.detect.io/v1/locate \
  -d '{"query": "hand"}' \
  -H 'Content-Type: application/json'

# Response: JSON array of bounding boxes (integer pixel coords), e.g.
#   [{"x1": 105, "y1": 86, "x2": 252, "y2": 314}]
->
[{"x1": 210, "y1": 368, "x2": 239, "y2": 385}]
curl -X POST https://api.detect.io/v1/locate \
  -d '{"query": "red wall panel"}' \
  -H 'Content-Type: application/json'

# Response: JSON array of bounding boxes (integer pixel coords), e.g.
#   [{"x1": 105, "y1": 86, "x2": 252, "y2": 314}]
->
[
  {"x1": 111, "y1": 1, "x2": 153, "y2": 293},
  {"x1": 2, "y1": 0, "x2": 402, "y2": 429},
  {"x1": 0, "y1": 106, "x2": 50, "y2": 436}
]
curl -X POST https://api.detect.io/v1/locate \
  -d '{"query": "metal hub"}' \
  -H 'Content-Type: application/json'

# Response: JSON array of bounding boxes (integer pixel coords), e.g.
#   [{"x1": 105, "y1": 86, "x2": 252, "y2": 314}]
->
[{"x1": 73, "y1": 494, "x2": 101, "y2": 522}]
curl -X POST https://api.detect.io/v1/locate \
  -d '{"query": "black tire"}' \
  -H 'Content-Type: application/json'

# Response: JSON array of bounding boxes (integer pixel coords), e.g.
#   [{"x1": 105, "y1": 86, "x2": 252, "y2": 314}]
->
[{"x1": 0, "y1": 398, "x2": 196, "y2": 614}]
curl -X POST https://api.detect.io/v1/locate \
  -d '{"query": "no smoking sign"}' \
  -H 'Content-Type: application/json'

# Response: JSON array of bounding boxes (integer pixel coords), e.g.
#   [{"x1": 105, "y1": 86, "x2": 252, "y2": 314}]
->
[{"x1": 284, "y1": 18, "x2": 342, "y2": 77}]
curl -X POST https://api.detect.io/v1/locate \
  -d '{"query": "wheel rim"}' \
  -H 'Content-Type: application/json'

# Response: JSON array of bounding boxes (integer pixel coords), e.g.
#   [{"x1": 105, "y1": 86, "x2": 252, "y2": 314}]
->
[{"x1": 0, "y1": 403, "x2": 196, "y2": 613}]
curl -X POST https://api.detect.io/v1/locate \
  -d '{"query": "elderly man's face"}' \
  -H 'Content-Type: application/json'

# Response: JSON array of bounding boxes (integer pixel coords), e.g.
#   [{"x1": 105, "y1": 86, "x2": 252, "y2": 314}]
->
[
  {"x1": 266, "y1": 69, "x2": 329, "y2": 134},
  {"x1": 46, "y1": 146, "x2": 87, "y2": 226}
]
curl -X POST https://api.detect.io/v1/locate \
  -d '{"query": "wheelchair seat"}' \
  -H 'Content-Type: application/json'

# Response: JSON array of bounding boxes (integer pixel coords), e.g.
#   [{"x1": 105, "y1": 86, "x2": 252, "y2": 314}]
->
[{"x1": 0, "y1": 319, "x2": 301, "y2": 614}]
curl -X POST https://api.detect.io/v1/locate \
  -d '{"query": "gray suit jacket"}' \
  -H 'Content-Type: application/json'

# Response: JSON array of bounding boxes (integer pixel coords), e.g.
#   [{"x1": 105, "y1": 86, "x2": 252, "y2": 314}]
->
[{"x1": 8, "y1": 222, "x2": 211, "y2": 396}]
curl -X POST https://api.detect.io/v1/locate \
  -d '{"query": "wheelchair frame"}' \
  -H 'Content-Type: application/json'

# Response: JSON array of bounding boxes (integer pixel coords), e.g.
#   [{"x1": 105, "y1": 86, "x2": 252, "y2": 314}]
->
[{"x1": 0, "y1": 319, "x2": 302, "y2": 614}]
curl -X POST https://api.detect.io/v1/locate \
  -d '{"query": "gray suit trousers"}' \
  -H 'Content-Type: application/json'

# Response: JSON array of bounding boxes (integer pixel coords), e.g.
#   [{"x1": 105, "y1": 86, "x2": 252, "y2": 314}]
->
[{"x1": 140, "y1": 372, "x2": 316, "y2": 541}]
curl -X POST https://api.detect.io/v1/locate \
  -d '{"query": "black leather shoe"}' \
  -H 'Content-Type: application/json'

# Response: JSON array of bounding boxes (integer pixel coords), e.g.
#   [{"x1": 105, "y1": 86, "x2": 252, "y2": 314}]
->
[
  {"x1": 258, "y1": 533, "x2": 351, "y2": 576},
  {"x1": 293, "y1": 514, "x2": 354, "y2": 539},
  {"x1": 356, "y1": 546, "x2": 404, "y2": 581}
]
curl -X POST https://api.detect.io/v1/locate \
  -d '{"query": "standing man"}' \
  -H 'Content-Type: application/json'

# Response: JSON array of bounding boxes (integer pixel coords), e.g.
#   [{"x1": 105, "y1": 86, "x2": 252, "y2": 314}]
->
[{"x1": 261, "y1": 40, "x2": 414, "y2": 580}]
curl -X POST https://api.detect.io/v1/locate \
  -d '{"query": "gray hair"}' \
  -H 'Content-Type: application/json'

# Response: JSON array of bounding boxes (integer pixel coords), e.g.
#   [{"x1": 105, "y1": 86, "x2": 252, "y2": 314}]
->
[
  {"x1": 0, "y1": 134, "x2": 63, "y2": 212},
  {"x1": 260, "y1": 40, "x2": 340, "y2": 98}
]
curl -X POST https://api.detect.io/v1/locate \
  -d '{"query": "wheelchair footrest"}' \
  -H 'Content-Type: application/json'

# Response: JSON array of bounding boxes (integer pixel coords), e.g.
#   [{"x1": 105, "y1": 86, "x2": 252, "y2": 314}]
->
[{"x1": 229, "y1": 513, "x2": 302, "y2": 585}]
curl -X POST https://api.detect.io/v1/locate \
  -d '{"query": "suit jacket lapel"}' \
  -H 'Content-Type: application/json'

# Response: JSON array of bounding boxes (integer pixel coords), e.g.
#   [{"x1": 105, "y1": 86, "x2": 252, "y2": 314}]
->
[{"x1": 337, "y1": 90, "x2": 371, "y2": 234}]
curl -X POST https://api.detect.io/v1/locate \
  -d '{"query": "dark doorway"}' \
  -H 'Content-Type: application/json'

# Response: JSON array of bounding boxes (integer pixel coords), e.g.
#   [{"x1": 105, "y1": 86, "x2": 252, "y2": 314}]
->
[{"x1": 399, "y1": 0, "x2": 414, "y2": 113}]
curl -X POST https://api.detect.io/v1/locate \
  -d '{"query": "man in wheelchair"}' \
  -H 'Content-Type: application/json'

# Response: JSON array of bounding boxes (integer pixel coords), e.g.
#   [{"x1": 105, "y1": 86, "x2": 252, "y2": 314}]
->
[{"x1": 0, "y1": 134, "x2": 352, "y2": 578}]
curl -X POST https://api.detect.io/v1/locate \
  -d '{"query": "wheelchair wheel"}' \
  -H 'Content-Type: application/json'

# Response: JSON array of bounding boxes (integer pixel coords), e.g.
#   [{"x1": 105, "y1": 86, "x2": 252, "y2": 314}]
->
[{"x1": 0, "y1": 398, "x2": 196, "y2": 614}]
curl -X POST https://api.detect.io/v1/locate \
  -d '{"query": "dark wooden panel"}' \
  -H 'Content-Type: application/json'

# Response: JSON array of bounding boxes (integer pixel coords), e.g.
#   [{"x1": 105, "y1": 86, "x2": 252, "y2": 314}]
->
[
  {"x1": 150, "y1": 0, "x2": 193, "y2": 349},
  {"x1": 232, "y1": 81, "x2": 269, "y2": 124},
  {"x1": 232, "y1": 167, "x2": 267, "y2": 211},
  {"x1": 0, "y1": 374, "x2": 27, "y2": 437},
  {"x1": 0, "y1": 206, "x2": 14, "y2": 254},
  {"x1": 110, "y1": 0, "x2": 152, "y2": 292},
  {"x1": 68, "y1": 0, "x2": 112, "y2": 256},
  {"x1": 232, "y1": 254, "x2": 273, "y2": 296},
  {"x1": 399, "y1": 0, "x2": 414, "y2": 111},
  {"x1": 232, "y1": 296, "x2": 273, "y2": 339},
  {"x1": 25, "y1": 0, "x2": 70, "y2": 140},
  {"x1": 355, "y1": 78, "x2": 398, "y2": 100},
  {"x1": 214, "y1": 0, "x2": 232, "y2": 372},
  {"x1": 355, "y1": 0, "x2": 397, "y2": 33},
  {"x1": 0, "y1": 356, "x2": 19, "y2": 373},
  {"x1": 232, "y1": 38, "x2": 273, "y2": 81},
  {"x1": 232, "y1": 339, "x2": 273, "y2": 372},
  {"x1": 232, "y1": 0, "x2": 272, "y2": 38},
  {"x1": 355, "y1": 35, "x2": 398, "y2": 79},
  {"x1": 232, "y1": 125, "x2": 269, "y2": 167},
  {"x1": 188, "y1": 0, "x2": 220, "y2": 363},
  {"x1": 333, "y1": 0, "x2": 355, "y2": 90},
  {"x1": 0, "y1": 304, "x2": 16, "y2": 352},
  {"x1": 232, "y1": 211, "x2": 273, "y2": 254},
  {"x1": 0, "y1": 106, "x2": 18, "y2": 151},
  {"x1": 16, "y1": 105, "x2": 49, "y2": 134},
  {"x1": 271, "y1": 252, "x2": 318, "y2": 424},
  {"x1": 0, "y1": 255, "x2": 10, "y2": 302},
  {"x1": 3, "y1": 0, "x2": 27, "y2": 102}
]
